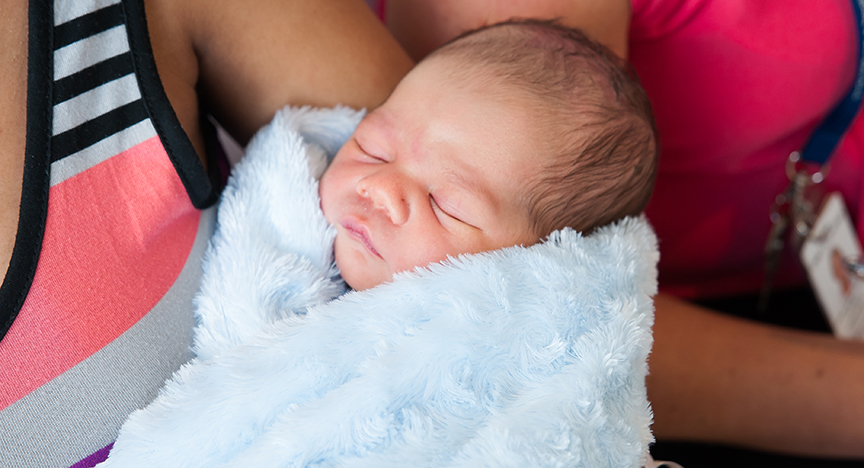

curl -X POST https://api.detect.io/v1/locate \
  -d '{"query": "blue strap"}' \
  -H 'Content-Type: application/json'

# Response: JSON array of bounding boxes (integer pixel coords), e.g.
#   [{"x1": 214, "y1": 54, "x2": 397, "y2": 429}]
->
[{"x1": 800, "y1": 0, "x2": 864, "y2": 165}]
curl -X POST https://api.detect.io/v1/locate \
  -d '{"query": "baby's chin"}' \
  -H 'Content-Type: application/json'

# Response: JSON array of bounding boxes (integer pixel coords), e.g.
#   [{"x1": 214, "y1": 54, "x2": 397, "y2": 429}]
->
[
  {"x1": 339, "y1": 269, "x2": 388, "y2": 291},
  {"x1": 334, "y1": 247, "x2": 391, "y2": 291}
]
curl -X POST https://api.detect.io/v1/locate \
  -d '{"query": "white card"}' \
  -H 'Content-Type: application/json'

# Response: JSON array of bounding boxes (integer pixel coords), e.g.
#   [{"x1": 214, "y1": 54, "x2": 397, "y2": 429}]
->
[{"x1": 800, "y1": 192, "x2": 864, "y2": 339}]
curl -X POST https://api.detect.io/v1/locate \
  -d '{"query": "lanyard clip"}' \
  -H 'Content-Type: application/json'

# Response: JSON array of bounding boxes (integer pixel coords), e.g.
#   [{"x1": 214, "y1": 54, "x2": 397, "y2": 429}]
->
[{"x1": 784, "y1": 151, "x2": 828, "y2": 245}]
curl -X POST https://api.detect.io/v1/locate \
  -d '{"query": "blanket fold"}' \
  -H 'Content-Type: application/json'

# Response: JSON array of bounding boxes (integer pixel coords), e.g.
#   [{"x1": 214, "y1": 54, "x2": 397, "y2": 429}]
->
[{"x1": 98, "y1": 106, "x2": 658, "y2": 468}]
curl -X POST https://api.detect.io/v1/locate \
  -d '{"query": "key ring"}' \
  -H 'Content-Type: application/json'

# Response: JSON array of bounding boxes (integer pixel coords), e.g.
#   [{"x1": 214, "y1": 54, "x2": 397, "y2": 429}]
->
[
  {"x1": 783, "y1": 151, "x2": 831, "y2": 247},
  {"x1": 786, "y1": 151, "x2": 830, "y2": 184}
]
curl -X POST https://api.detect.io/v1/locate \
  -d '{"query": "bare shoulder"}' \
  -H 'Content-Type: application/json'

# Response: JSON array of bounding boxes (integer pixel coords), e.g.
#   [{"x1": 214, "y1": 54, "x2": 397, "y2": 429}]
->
[{"x1": 387, "y1": 0, "x2": 631, "y2": 60}]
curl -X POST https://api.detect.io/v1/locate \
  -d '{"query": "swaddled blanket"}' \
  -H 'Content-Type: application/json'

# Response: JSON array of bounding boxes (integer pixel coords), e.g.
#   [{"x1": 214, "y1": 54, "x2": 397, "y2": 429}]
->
[{"x1": 98, "y1": 106, "x2": 658, "y2": 468}]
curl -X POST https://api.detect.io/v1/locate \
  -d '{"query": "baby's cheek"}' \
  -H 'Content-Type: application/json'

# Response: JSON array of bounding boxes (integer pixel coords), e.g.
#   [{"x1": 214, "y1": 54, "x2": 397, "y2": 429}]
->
[{"x1": 392, "y1": 237, "x2": 458, "y2": 273}]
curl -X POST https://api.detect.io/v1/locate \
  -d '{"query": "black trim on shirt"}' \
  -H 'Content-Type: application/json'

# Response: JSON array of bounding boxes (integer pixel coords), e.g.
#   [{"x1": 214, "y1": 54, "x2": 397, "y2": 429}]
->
[
  {"x1": 0, "y1": 0, "x2": 221, "y2": 343},
  {"x1": 0, "y1": 0, "x2": 53, "y2": 343},
  {"x1": 122, "y1": 0, "x2": 220, "y2": 209}
]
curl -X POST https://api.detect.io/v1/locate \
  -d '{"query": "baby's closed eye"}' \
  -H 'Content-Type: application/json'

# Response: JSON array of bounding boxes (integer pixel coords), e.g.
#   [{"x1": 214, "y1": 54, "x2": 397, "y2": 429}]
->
[{"x1": 430, "y1": 194, "x2": 478, "y2": 230}]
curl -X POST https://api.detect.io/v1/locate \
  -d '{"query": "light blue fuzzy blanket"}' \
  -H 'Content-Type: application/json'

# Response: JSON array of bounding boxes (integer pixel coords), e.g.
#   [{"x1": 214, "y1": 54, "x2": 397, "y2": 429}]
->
[{"x1": 98, "y1": 106, "x2": 658, "y2": 468}]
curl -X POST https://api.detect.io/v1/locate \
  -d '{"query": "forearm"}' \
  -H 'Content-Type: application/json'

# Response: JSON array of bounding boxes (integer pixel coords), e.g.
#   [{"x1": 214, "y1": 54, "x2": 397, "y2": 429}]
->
[{"x1": 648, "y1": 292, "x2": 864, "y2": 458}]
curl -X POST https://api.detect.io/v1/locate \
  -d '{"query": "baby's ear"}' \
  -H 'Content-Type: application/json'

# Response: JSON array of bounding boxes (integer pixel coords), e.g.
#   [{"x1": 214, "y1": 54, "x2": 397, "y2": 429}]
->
[{"x1": 275, "y1": 105, "x2": 366, "y2": 162}]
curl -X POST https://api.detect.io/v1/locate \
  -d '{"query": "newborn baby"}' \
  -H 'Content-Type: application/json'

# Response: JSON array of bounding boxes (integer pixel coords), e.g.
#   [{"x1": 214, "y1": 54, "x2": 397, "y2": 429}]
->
[
  {"x1": 321, "y1": 19, "x2": 657, "y2": 290},
  {"x1": 97, "y1": 20, "x2": 659, "y2": 468}
]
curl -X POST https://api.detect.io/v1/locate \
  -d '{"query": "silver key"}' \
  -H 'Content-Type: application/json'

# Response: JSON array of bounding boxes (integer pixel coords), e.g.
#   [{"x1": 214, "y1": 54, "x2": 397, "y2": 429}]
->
[
  {"x1": 758, "y1": 152, "x2": 827, "y2": 312},
  {"x1": 758, "y1": 184, "x2": 794, "y2": 312}
]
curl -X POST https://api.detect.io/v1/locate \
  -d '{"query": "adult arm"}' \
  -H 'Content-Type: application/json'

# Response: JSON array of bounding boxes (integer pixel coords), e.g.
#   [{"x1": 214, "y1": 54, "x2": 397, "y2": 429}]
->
[
  {"x1": 146, "y1": 0, "x2": 413, "y2": 148},
  {"x1": 649, "y1": 292, "x2": 864, "y2": 458},
  {"x1": 385, "y1": 0, "x2": 631, "y2": 61}
]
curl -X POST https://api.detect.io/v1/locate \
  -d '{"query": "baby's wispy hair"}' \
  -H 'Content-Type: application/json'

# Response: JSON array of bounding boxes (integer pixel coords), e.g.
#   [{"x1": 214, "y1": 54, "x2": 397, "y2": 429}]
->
[{"x1": 428, "y1": 19, "x2": 659, "y2": 236}]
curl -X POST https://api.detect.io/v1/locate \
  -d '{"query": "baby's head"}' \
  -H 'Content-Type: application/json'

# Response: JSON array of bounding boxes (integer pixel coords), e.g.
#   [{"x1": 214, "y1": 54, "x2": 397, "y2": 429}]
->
[{"x1": 320, "y1": 20, "x2": 658, "y2": 290}]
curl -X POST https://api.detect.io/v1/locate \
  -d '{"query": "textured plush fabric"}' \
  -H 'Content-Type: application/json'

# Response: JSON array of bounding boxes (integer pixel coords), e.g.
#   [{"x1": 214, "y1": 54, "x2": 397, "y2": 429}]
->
[{"x1": 98, "y1": 106, "x2": 658, "y2": 468}]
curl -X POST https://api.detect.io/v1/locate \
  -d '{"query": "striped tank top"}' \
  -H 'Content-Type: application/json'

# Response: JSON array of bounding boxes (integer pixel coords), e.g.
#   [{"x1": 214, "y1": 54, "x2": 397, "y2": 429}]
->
[{"x1": 0, "y1": 0, "x2": 220, "y2": 466}]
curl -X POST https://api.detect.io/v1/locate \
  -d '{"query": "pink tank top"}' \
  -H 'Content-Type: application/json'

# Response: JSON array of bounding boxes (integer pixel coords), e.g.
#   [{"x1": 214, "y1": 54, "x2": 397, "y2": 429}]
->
[
  {"x1": 0, "y1": 0, "x2": 219, "y2": 466},
  {"x1": 628, "y1": 0, "x2": 863, "y2": 298}
]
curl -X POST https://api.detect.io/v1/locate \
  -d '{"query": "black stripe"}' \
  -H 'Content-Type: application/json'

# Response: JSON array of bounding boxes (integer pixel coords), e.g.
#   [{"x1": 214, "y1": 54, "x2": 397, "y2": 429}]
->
[
  {"x1": 1, "y1": 0, "x2": 53, "y2": 343},
  {"x1": 53, "y1": 3, "x2": 124, "y2": 50},
  {"x1": 50, "y1": 99, "x2": 148, "y2": 162},
  {"x1": 53, "y1": 52, "x2": 134, "y2": 104}
]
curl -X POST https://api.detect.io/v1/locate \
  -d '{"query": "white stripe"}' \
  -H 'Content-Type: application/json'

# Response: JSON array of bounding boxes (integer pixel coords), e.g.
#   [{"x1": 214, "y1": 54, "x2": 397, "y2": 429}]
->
[
  {"x1": 54, "y1": 25, "x2": 129, "y2": 80},
  {"x1": 55, "y1": 0, "x2": 122, "y2": 26},
  {"x1": 50, "y1": 120, "x2": 158, "y2": 186},
  {"x1": 53, "y1": 74, "x2": 141, "y2": 135}
]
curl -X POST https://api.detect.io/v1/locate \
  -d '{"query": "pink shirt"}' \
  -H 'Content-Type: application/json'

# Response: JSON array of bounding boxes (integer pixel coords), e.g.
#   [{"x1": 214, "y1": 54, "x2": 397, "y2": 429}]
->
[{"x1": 629, "y1": 0, "x2": 864, "y2": 298}]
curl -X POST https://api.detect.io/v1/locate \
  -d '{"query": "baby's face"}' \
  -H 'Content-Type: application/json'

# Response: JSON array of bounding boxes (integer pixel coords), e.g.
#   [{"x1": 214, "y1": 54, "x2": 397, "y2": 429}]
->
[{"x1": 319, "y1": 58, "x2": 542, "y2": 290}]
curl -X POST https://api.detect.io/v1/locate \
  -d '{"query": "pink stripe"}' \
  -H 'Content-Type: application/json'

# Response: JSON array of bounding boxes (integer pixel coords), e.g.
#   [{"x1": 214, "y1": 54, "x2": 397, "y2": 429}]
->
[{"x1": 0, "y1": 136, "x2": 200, "y2": 409}]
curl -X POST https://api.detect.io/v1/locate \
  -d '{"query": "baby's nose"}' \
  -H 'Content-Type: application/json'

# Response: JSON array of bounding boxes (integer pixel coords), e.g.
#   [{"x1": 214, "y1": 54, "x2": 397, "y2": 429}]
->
[{"x1": 357, "y1": 173, "x2": 410, "y2": 225}]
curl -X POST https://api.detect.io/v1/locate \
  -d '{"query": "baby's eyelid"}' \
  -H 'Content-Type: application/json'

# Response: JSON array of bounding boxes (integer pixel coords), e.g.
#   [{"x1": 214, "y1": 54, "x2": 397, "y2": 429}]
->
[
  {"x1": 430, "y1": 194, "x2": 467, "y2": 225},
  {"x1": 361, "y1": 153, "x2": 386, "y2": 163},
  {"x1": 355, "y1": 137, "x2": 387, "y2": 163}
]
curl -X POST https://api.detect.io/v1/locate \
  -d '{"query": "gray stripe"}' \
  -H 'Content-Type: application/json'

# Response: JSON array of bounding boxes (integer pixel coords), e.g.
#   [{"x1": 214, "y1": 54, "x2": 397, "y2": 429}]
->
[
  {"x1": 53, "y1": 74, "x2": 141, "y2": 136},
  {"x1": 0, "y1": 207, "x2": 216, "y2": 468},
  {"x1": 51, "y1": 119, "x2": 157, "y2": 186},
  {"x1": 55, "y1": 0, "x2": 122, "y2": 26},
  {"x1": 54, "y1": 25, "x2": 129, "y2": 80}
]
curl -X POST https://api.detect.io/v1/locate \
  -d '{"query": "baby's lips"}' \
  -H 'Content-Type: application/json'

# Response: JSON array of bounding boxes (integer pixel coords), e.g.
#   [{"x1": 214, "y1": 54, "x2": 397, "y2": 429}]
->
[{"x1": 340, "y1": 218, "x2": 382, "y2": 258}]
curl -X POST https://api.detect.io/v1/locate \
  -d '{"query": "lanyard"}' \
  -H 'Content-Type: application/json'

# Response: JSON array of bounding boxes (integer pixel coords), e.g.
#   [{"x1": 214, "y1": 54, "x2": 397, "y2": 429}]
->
[
  {"x1": 798, "y1": 0, "x2": 864, "y2": 166},
  {"x1": 761, "y1": 0, "x2": 864, "y2": 311}
]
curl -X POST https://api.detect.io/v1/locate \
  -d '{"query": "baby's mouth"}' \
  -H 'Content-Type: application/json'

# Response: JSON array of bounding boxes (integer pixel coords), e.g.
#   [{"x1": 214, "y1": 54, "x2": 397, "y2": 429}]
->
[{"x1": 340, "y1": 219, "x2": 382, "y2": 258}]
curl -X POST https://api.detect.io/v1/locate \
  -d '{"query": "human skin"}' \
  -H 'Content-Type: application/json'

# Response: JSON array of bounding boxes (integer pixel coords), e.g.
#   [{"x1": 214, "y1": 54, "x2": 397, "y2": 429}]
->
[
  {"x1": 0, "y1": 0, "x2": 28, "y2": 288},
  {"x1": 384, "y1": 0, "x2": 864, "y2": 459},
  {"x1": 386, "y1": 0, "x2": 631, "y2": 60},
  {"x1": 320, "y1": 57, "x2": 539, "y2": 290},
  {"x1": 0, "y1": 0, "x2": 413, "y2": 280}
]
